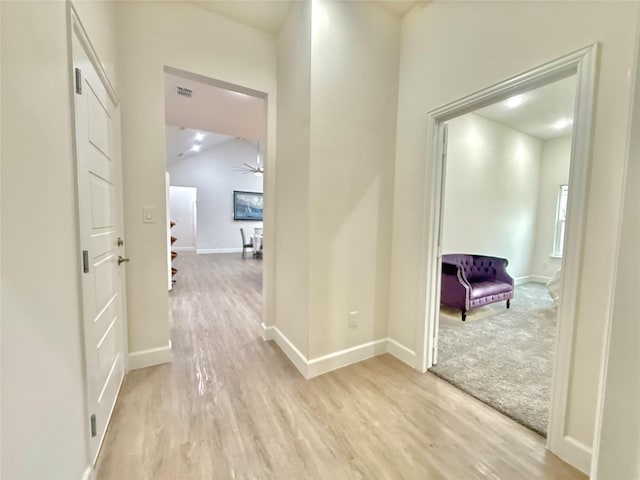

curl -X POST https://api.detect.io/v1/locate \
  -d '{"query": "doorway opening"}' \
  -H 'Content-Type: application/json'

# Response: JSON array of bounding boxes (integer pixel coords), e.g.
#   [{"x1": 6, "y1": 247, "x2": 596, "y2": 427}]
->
[
  {"x1": 429, "y1": 74, "x2": 577, "y2": 437},
  {"x1": 162, "y1": 66, "x2": 268, "y2": 347},
  {"x1": 418, "y1": 45, "x2": 598, "y2": 461}
]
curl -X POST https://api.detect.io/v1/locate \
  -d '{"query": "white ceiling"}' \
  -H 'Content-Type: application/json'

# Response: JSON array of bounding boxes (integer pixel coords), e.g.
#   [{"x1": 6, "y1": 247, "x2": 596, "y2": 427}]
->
[
  {"x1": 376, "y1": 1, "x2": 420, "y2": 17},
  {"x1": 190, "y1": 0, "x2": 420, "y2": 34},
  {"x1": 165, "y1": 126, "x2": 235, "y2": 164},
  {"x1": 164, "y1": 71, "x2": 266, "y2": 142},
  {"x1": 474, "y1": 75, "x2": 577, "y2": 140},
  {"x1": 190, "y1": 1, "x2": 295, "y2": 34}
]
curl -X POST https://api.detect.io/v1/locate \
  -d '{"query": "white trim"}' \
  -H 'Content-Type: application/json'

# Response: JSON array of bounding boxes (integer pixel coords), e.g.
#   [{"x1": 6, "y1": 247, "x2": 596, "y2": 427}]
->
[
  {"x1": 591, "y1": 13, "x2": 640, "y2": 478},
  {"x1": 260, "y1": 322, "x2": 275, "y2": 341},
  {"x1": 196, "y1": 248, "x2": 243, "y2": 254},
  {"x1": 308, "y1": 339, "x2": 387, "y2": 378},
  {"x1": 418, "y1": 44, "x2": 599, "y2": 474},
  {"x1": 261, "y1": 325, "x2": 418, "y2": 379},
  {"x1": 173, "y1": 246, "x2": 196, "y2": 253},
  {"x1": 261, "y1": 324, "x2": 309, "y2": 377},
  {"x1": 81, "y1": 466, "x2": 95, "y2": 480},
  {"x1": 547, "y1": 44, "x2": 598, "y2": 475},
  {"x1": 515, "y1": 275, "x2": 551, "y2": 285},
  {"x1": 387, "y1": 338, "x2": 417, "y2": 367},
  {"x1": 70, "y1": 4, "x2": 119, "y2": 107},
  {"x1": 556, "y1": 436, "x2": 593, "y2": 474},
  {"x1": 127, "y1": 342, "x2": 172, "y2": 370}
]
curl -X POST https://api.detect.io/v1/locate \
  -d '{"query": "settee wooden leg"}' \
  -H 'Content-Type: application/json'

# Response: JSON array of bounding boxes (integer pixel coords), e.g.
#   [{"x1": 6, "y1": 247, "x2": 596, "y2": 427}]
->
[
  {"x1": 461, "y1": 311, "x2": 466, "y2": 322},
  {"x1": 506, "y1": 299, "x2": 511, "y2": 309}
]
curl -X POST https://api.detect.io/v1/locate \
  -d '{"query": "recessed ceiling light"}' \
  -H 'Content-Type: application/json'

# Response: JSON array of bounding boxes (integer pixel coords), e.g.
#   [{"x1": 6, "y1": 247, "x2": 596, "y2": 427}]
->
[
  {"x1": 553, "y1": 118, "x2": 573, "y2": 130},
  {"x1": 191, "y1": 145, "x2": 201, "y2": 152},
  {"x1": 194, "y1": 133, "x2": 205, "y2": 141},
  {"x1": 505, "y1": 95, "x2": 525, "y2": 108}
]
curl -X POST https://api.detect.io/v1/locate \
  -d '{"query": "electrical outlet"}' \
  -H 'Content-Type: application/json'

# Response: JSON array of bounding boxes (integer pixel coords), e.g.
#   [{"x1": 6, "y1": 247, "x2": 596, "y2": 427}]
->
[{"x1": 349, "y1": 311, "x2": 359, "y2": 328}]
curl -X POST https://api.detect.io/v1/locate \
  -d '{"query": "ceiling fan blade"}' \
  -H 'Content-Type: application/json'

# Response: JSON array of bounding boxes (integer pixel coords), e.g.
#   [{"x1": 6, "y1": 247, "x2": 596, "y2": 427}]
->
[
  {"x1": 242, "y1": 163, "x2": 257, "y2": 170},
  {"x1": 231, "y1": 167, "x2": 253, "y2": 174}
]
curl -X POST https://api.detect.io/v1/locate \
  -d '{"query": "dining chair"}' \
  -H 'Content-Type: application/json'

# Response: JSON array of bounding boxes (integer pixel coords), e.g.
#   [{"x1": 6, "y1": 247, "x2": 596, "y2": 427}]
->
[{"x1": 240, "y1": 228, "x2": 253, "y2": 258}]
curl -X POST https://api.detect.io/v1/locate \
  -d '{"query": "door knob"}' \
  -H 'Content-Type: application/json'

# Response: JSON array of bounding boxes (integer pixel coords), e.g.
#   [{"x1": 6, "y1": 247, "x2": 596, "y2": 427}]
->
[{"x1": 118, "y1": 256, "x2": 130, "y2": 265}]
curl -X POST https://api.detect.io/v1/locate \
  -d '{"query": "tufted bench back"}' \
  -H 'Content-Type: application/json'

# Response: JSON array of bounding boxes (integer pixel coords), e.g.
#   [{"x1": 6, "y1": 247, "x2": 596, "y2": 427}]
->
[{"x1": 442, "y1": 254, "x2": 503, "y2": 282}]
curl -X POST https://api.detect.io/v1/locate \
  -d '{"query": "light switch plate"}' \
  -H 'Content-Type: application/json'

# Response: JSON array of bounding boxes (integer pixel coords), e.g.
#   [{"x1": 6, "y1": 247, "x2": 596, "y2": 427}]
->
[{"x1": 143, "y1": 206, "x2": 156, "y2": 223}]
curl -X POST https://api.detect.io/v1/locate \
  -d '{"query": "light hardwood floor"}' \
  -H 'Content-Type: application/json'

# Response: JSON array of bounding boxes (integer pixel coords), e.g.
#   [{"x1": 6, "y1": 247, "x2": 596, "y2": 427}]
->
[{"x1": 95, "y1": 253, "x2": 586, "y2": 480}]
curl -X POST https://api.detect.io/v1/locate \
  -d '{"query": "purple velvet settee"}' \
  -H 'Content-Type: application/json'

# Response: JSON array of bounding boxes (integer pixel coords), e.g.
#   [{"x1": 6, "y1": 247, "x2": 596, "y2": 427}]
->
[{"x1": 441, "y1": 254, "x2": 514, "y2": 321}]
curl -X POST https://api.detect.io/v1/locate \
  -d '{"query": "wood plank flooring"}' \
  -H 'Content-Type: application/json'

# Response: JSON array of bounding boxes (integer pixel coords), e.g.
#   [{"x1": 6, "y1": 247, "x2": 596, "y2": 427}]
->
[{"x1": 95, "y1": 253, "x2": 587, "y2": 480}]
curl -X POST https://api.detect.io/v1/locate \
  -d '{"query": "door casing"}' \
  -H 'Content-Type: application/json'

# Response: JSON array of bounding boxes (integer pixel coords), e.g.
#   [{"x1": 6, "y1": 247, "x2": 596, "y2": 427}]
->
[{"x1": 418, "y1": 44, "x2": 599, "y2": 473}]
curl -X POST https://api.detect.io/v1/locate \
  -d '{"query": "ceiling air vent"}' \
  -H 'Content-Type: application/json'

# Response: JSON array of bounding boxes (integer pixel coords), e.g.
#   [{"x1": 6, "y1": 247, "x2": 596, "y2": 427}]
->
[{"x1": 176, "y1": 86, "x2": 192, "y2": 97}]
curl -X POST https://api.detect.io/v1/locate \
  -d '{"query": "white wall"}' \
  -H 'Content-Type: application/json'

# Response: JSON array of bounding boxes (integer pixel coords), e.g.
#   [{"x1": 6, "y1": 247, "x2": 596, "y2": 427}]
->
[
  {"x1": 116, "y1": 2, "x2": 277, "y2": 357},
  {"x1": 273, "y1": 0, "x2": 399, "y2": 362},
  {"x1": 1, "y1": 1, "x2": 118, "y2": 477},
  {"x1": 530, "y1": 135, "x2": 572, "y2": 278},
  {"x1": 275, "y1": 0, "x2": 312, "y2": 355},
  {"x1": 168, "y1": 186, "x2": 197, "y2": 250},
  {"x1": 442, "y1": 114, "x2": 541, "y2": 279},
  {"x1": 307, "y1": 0, "x2": 399, "y2": 359},
  {"x1": 388, "y1": 0, "x2": 639, "y2": 468},
  {"x1": 168, "y1": 140, "x2": 263, "y2": 252}
]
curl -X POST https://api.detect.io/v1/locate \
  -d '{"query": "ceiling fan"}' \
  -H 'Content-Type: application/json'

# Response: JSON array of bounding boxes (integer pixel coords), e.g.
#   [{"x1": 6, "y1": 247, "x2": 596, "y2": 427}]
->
[{"x1": 232, "y1": 141, "x2": 264, "y2": 176}]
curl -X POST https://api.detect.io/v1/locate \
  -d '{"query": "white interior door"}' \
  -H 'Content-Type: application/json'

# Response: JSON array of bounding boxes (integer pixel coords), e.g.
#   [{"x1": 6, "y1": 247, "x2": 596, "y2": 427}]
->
[
  {"x1": 72, "y1": 28, "x2": 126, "y2": 464},
  {"x1": 169, "y1": 186, "x2": 197, "y2": 251},
  {"x1": 429, "y1": 123, "x2": 449, "y2": 367}
]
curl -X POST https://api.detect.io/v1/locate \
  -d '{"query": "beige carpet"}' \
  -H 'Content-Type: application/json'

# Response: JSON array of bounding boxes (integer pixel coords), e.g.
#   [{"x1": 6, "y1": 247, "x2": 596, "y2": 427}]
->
[{"x1": 430, "y1": 283, "x2": 556, "y2": 436}]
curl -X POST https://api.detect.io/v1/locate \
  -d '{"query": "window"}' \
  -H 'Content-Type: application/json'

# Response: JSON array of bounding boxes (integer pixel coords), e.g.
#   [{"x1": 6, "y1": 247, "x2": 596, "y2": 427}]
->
[{"x1": 553, "y1": 185, "x2": 569, "y2": 258}]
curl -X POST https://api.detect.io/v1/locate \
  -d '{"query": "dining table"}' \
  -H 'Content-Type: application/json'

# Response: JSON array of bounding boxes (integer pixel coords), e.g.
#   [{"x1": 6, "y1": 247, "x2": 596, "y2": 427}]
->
[{"x1": 252, "y1": 234, "x2": 263, "y2": 257}]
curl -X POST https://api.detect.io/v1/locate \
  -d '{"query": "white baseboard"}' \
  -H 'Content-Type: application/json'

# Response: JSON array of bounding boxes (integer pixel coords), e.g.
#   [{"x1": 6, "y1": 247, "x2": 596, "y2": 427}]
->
[
  {"x1": 262, "y1": 324, "x2": 309, "y2": 377},
  {"x1": 387, "y1": 338, "x2": 417, "y2": 367},
  {"x1": 554, "y1": 435, "x2": 592, "y2": 474},
  {"x1": 128, "y1": 341, "x2": 172, "y2": 370},
  {"x1": 261, "y1": 324, "x2": 417, "y2": 379},
  {"x1": 260, "y1": 322, "x2": 274, "y2": 341},
  {"x1": 173, "y1": 246, "x2": 196, "y2": 252},
  {"x1": 308, "y1": 339, "x2": 387, "y2": 378},
  {"x1": 515, "y1": 275, "x2": 551, "y2": 285},
  {"x1": 196, "y1": 248, "x2": 243, "y2": 254},
  {"x1": 81, "y1": 466, "x2": 95, "y2": 480}
]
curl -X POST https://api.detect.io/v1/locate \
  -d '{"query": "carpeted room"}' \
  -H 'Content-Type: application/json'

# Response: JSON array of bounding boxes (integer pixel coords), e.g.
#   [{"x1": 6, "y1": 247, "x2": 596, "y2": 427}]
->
[{"x1": 428, "y1": 76, "x2": 576, "y2": 436}]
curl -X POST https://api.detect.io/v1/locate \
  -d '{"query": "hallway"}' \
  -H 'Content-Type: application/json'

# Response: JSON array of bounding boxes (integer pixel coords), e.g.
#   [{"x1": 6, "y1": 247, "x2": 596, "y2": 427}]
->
[{"x1": 95, "y1": 253, "x2": 585, "y2": 479}]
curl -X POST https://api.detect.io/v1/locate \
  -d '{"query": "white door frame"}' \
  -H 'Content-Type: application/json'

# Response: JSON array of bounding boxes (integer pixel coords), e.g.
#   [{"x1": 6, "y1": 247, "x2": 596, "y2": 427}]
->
[
  {"x1": 418, "y1": 44, "x2": 598, "y2": 472},
  {"x1": 69, "y1": 3, "x2": 128, "y2": 468}
]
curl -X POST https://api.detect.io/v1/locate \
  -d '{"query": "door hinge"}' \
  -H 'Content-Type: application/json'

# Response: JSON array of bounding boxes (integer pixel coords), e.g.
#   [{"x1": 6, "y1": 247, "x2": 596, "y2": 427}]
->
[
  {"x1": 82, "y1": 250, "x2": 89, "y2": 273},
  {"x1": 75, "y1": 68, "x2": 82, "y2": 95},
  {"x1": 90, "y1": 414, "x2": 97, "y2": 437}
]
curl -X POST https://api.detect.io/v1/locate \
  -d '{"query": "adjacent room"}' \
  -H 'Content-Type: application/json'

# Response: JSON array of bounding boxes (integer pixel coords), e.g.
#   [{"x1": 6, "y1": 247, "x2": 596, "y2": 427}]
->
[
  {"x1": 430, "y1": 75, "x2": 577, "y2": 436},
  {"x1": 163, "y1": 68, "x2": 266, "y2": 345}
]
